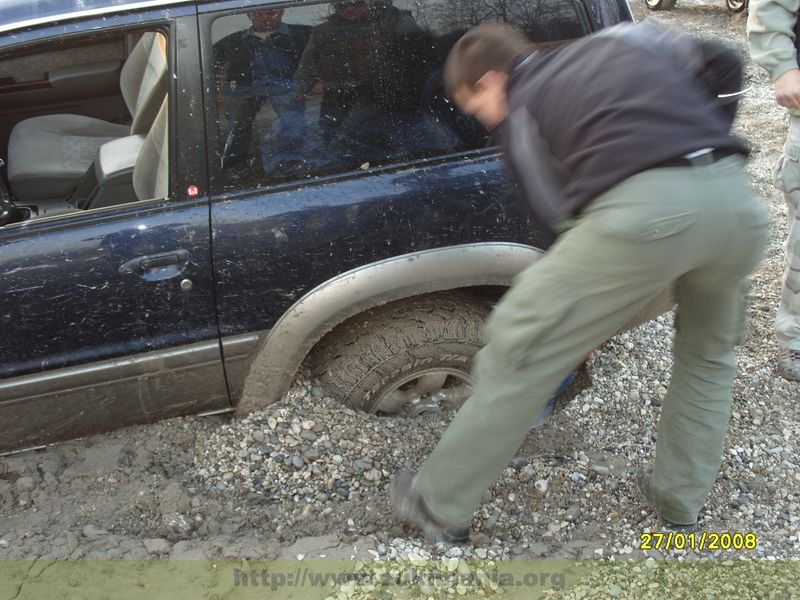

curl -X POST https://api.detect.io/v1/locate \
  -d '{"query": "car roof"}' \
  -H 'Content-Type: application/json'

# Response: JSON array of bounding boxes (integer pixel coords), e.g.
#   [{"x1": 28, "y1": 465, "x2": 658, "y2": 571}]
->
[{"x1": 0, "y1": 0, "x2": 194, "y2": 35}]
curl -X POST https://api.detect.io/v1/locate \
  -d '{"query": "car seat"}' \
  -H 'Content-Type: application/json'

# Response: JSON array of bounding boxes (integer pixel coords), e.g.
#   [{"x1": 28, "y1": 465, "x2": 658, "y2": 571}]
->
[{"x1": 7, "y1": 32, "x2": 167, "y2": 204}]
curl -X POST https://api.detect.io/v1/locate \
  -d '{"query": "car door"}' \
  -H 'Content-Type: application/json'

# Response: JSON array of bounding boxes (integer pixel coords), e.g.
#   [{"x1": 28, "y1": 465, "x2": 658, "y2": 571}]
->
[
  {"x1": 0, "y1": 6, "x2": 228, "y2": 452},
  {"x1": 198, "y1": 0, "x2": 614, "y2": 403}
]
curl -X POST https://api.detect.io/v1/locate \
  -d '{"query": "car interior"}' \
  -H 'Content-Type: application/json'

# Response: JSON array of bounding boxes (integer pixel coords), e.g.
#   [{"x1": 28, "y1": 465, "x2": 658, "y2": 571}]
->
[{"x1": 0, "y1": 29, "x2": 170, "y2": 227}]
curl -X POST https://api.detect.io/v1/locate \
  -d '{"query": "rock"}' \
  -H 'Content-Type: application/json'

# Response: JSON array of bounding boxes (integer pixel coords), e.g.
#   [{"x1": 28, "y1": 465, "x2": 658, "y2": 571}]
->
[
  {"x1": 15, "y1": 477, "x2": 34, "y2": 492},
  {"x1": 143, "y1": 538, "x2": 171, "y2": 555},
  {"x1": 518, "y1": 465, "x2": 536, "y2": 483},
  {"x1": 81, "y1": 525, "x2": 108, "y2": 540},
  {"x1": 169, "y1": 541, "x2": 206, "y2": 560},
  {"x1": 14, "y1": 477, "x2": 34, "y2": 504},
  {"x1": 159, "y1": 482, "x2": 191, "y2": 515},
  {"x1": 291, "y1": 456, "x2": 305, "y2": 469},
  {"x1": 534, "y1": 479, "x2": 549, "y2": 493},
  {"x1": 364, "y1": 469, "x2": 382, "y2": 482}
]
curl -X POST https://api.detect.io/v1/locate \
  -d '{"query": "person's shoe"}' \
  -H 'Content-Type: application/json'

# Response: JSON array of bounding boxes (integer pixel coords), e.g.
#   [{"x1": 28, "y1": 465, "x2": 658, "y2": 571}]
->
[
  {"x1": 389, "y1": 470, "x2": 470, "y2": 545},
  {"x1": 636, "y1": 466, "x2": 698, "y2": 533},
  {"x1": 778, "y1": 348, "x2": 800, "y2": 381}
]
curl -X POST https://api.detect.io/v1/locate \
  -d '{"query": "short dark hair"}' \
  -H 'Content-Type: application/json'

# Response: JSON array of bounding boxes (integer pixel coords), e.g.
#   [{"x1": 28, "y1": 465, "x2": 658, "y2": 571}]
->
[{"x1": 443, "y1": 24, "x2": 532, "y2": 97}]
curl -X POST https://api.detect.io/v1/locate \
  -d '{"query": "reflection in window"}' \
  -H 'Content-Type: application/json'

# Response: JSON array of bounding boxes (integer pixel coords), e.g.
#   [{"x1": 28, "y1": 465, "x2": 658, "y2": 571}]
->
[{"x1": 211, "y1": 0, "x2": 585, "y2": 191}]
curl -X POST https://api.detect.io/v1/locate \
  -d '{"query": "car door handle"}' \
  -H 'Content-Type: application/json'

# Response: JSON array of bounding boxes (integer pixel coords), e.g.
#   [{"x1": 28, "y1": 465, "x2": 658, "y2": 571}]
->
[{"x1": 119, "y1": 250, "x2": 191, "y2": 281}]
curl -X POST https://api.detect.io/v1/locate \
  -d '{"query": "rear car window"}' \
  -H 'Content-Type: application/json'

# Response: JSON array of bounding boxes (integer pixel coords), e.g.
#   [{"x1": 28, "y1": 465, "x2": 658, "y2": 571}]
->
[{"x1": 210, "y1": 0, "x2": 589, "y2": 192}]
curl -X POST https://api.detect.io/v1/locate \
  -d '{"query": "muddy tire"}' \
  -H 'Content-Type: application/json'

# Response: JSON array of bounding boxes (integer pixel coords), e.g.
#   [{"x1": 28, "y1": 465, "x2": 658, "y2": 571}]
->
[{"x1": 309, "y1": 293, "x2": 491, "y2": 414}]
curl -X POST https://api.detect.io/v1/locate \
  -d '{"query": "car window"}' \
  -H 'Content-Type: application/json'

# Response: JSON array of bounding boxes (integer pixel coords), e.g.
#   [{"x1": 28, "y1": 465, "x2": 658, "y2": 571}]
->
[
  {"x1": 210, "y1": 0, "x2": 587, "y2": 192},
  {"x1": 0, "y1": 29, "x2": 170, "y2": 226}
]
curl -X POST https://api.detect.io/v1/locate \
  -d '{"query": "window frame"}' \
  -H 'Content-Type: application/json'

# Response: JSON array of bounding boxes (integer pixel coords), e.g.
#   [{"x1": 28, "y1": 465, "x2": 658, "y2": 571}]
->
[{"x1": 0, "y1": 5, "x2": 206, "y2": 230}]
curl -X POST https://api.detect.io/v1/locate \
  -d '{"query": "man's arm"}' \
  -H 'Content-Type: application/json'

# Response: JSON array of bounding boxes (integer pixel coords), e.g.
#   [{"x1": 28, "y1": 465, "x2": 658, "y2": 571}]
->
[{"x1": 747, "y1": 0, "x2": 800, "y2": 107}]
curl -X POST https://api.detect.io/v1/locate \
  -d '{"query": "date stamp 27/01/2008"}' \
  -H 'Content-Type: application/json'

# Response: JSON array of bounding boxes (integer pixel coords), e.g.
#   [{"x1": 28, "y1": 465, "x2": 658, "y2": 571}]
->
[{"x1": 640, "y1": 531, "x2": 757, "y2": 552}]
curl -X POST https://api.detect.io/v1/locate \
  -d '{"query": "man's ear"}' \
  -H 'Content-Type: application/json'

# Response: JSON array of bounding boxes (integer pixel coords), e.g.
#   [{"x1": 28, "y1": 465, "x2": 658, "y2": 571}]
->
[{"x1": 475, "y1": 70, "x2": 508, "y2": 91}]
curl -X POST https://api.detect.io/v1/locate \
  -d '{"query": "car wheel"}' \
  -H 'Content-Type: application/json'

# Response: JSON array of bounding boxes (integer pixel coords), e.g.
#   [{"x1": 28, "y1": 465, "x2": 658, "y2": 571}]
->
[
  {"x1": 644, "y1": 0, "x2": 677, "y2": 10},
  {"x1": 309, "y1": 293, "x2": 490, "y2": 416},
  {"x1": 725, "y1": 0, "x2": 746, "y2": 12}
]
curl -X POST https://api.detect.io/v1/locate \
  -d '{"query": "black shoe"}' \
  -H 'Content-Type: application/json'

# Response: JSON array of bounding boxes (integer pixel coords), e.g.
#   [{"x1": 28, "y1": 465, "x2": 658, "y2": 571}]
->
[
  {"x1": 636, "y1": 466, "x2": 698, "y2": 533},
  {"x1": 390, "y1": 470, "x2": 470, "y2": 545}
]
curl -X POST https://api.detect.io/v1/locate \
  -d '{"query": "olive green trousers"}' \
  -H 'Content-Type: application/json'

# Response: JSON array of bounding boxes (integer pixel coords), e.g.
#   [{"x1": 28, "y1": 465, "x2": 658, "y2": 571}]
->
[{"x1": 413, "y1": 156, "x2": 769, "y2": 526}]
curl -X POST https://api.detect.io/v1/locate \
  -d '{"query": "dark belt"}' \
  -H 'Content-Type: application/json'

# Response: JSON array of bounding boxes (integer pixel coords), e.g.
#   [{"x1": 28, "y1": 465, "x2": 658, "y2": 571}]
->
[{"x1": 652, "y1": 148, "x2": 741, "y2": 169}]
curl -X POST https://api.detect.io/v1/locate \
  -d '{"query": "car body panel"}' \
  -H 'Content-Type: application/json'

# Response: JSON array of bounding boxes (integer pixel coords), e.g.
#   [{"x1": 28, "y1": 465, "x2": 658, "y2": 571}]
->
[
  {"x1": 209, "y1": 153, "x2": 551, "y2": 338},
  {"x1": 0, "y1": 200, "x2": 227, "y2": 451},
  {"x1": 0, "y1": 0, "x2": 637, "y2": 450}
]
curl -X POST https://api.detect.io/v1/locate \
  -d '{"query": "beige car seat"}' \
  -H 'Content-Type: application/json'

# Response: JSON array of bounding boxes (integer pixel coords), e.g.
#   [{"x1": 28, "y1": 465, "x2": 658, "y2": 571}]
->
[
  {"x1": 133, "y1": 95, "x2": 169, "y2": 202},
  {"x1": 8, "y1": 32, "x2": 167, "y2": 204}
]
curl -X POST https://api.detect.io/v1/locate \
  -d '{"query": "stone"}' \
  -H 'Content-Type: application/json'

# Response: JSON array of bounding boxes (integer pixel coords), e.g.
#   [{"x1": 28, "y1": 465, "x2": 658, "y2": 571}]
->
[
  {"x1": 159, "y1": 482, "x2": 192, "y2": 515},
  {"x1": 169, "y1": 541, "x2": 206, "y2": 560},
  {"x1": 81, "y1": 525, "x2": 108, "y2": 540},
  {"x1": 518, "y1": 465, "x2": 536, "y2": 483},
  {"x1": 143, "y1": 538, "x2": 171, "y2": 555},
  {"x1": 364, "y1": 469, "x2": 382, "y2": 482}
]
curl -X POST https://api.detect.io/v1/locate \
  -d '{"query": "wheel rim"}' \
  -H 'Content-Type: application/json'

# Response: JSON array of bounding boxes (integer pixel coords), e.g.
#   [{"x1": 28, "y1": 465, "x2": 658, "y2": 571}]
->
[{"x1": 371, "y1": 368, "x2": 474, "y2": 416}]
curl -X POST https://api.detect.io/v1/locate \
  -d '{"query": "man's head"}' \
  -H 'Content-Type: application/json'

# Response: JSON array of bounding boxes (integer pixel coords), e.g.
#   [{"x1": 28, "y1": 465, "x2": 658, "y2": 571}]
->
[
  {"x1": 334, "y1": 0, "x2": 368, "y2": 21},
  {"x1": 444, "y1": 24, "x2": 532, "y2": 130},
  {"x1": 248, "y1": 9, "x2": 284, "y2": 33}
]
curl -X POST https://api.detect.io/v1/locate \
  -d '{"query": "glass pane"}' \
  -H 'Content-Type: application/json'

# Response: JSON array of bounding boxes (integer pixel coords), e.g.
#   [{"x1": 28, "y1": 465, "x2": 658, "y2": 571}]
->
[{"x1": 211, "y1": 0, "x2": 586, "y2": 190}]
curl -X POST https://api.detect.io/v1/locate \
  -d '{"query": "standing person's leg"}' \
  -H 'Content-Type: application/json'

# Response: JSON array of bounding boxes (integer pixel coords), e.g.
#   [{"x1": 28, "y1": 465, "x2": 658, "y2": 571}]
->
[
  {"x1": 398, "y1": 167, "x2": 712, "y2": 533},
  {"x1": 394, "y1": 157, "x2": 768, "y2": 538},
  {"x1": 220, "y1": 86, "x2": 262, "y2": 166},
  {"x1": 648, "y1": 165, "x2": 769, "y2": 525},
  {"x1": 261, "y1": 91, "x2": 308, "y2": 176},
  {"x1": 773, "y1": 115, "x2": 800, "y2": 379},
  {"x1": 649, "y1": 276, "x2": 759, "y2": 525}
]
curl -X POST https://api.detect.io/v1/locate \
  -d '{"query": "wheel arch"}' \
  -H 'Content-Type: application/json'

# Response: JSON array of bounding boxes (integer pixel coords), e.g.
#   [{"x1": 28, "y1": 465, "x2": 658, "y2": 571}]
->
[{"x1": 234, "y1": 242, "x2": 543, "y2": 415}]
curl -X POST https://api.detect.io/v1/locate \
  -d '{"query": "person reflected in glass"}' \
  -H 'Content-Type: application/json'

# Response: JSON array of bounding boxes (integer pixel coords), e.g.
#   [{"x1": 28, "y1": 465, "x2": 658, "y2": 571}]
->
[
  {"x1": 294, "y1": 0, "x2": 432, "y2": 170},
  {"x1": 214, "y1": 9, "x2": 311, "y2": 178}
]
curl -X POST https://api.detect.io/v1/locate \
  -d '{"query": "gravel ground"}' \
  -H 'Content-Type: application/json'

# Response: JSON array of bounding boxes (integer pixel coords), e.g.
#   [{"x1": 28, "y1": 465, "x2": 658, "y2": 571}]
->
[{"x1": 2, "y1": 3, "x2": 799, "y2": 598}]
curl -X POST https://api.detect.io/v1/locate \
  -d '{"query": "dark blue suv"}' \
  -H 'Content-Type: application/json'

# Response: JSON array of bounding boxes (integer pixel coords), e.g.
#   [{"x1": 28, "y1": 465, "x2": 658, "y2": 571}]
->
[{"x1": 0, "y1": 0, "x2": 651, "y2": 452}]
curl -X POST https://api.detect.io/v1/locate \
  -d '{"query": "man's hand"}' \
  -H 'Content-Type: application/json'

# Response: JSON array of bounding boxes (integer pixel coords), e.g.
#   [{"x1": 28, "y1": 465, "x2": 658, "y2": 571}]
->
[{"x1": 775, "y1": 69, "x2": 800, "y2": 109}]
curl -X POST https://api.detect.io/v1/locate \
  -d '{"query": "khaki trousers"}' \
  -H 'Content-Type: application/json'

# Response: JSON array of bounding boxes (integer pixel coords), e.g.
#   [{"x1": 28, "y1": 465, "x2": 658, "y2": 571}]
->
[
  {"x1": 414, "y1": 156, "x2": 769, "y2": 526},
  {"x1": 773, "y1": 115, "x2": 800, "y2": 352}
]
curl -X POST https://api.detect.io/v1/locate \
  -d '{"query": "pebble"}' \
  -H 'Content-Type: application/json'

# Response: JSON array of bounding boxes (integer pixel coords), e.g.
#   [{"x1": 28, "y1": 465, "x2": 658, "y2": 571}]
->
[{"x1": 518, "y1": 465, "x2": 536, "y2": 483}]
